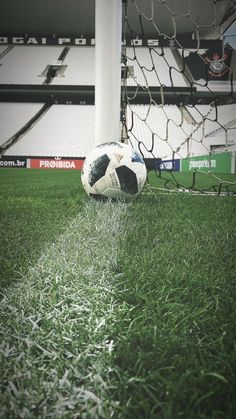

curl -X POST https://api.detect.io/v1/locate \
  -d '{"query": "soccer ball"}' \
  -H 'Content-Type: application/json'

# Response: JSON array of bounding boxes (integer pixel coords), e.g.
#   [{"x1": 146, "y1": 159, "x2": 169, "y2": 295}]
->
[{"x1": 81, "y1": 142, "x2": 147, "y2": 201}]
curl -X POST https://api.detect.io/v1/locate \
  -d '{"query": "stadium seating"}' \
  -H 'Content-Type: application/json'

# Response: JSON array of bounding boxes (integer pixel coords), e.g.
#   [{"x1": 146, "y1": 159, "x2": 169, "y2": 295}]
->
[
  {"x1": 0, "y1": 45, "x2": 235, "y2": 159},
  {"x1": 127, "y1": 104, "x2": 236, "y2": 158},
  {"x1": 0, "y1": 45, "x2": 8, "y2": 54},
  {"x1": 6, "y1": 105, "x2": 94, "y2": 157},
  {"x1": 0, "y1": 102, "x2": 43, "y2": 147},
  {"x1": 0, "y1": 46, "x2": 187, "y2": 87},
  {"x1": 125, "y1": 47, "x2": 188, "y2": 87},
  {"x1": 51, "y1": 47, "x2": 95, "y2": 85},
  {"x1": 0, "y1": 46, "x2": 63, "y2": 84},
  {"x1": 3, "y1": 102, "x2": 234, "y2": 159}
]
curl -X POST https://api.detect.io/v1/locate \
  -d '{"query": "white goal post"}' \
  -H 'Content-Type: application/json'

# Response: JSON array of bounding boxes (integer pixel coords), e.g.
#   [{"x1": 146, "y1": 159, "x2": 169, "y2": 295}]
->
[{"x1": 95, "y1": 0, "x2": 122, "y2": 146}]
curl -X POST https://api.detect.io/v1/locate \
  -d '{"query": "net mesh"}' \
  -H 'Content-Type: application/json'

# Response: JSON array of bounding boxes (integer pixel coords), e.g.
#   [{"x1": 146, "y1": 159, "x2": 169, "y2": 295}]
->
[{"x1": 121, "y1": 0, "x2": 236, "y2": 195}]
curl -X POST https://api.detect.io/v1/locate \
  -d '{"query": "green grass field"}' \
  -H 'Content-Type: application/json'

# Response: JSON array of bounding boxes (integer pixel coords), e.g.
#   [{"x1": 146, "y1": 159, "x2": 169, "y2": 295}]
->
[
  {"x1": 1, "y1": 168, "x2": 236, "y2": 418},
  {"x1": 147, "y1": 171, "x2": 236, "y2": 195}
]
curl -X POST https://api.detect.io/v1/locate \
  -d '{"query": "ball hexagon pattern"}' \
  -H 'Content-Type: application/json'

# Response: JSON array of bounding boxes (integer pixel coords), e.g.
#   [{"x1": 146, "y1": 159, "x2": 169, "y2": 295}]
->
[{"x1": 81, "y1": 142, "x2": 147, "y2": 201}]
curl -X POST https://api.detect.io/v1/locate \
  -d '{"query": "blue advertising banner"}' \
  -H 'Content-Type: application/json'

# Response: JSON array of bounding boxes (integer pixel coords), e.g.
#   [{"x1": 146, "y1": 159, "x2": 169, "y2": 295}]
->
[{"x1": 158, "y1": 159, "x2": 180, "y2": 171}]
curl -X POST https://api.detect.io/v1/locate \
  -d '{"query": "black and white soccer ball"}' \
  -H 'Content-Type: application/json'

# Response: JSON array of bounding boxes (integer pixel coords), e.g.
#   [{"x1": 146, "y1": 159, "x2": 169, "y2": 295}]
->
[{"x1": 81, "y1": 142, "x2": 147, "y2": 201}]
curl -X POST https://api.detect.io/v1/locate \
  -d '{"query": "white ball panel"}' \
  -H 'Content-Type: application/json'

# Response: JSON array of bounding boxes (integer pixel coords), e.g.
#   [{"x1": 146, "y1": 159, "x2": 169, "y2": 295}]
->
[{"x1": 81, "y1": 142, "x2": 147, "y2": 201}]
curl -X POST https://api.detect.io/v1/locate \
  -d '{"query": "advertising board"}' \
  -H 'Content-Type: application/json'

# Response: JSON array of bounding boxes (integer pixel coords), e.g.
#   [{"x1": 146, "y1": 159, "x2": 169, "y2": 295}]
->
[{"x1": 181, "y1": 153, "x2": 232, "y2": 173}]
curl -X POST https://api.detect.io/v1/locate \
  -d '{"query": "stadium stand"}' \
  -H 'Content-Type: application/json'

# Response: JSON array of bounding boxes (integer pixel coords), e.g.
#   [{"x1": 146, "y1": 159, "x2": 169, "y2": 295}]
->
[
  {"x1": 0, "y1": 46, "x2": 64, "y2": 84},
  {"x1": 0, "y1": 45, "x2": 8, "y2": 55},
  {"x1": 0, "y1": 42, "x2": 235, "y2": 160},
  {"x1": 125, "y1": 47, "x2": 188, "y2": 87},
  {"x1": 2, "y1": 101, "x2": 234, "y2": 159},
  {"x1": 0, "y1": 102, "x2": 43, "y2": 147},
  {"x1": 127, "y1": 104, "x2": 236, "y2": 159},
  {"x1": 0, "y1": 46, "x2": 190, "y2": 87},
  {"x1": 6, "y1": 105, "x2": 94, "y2": 157},
  {"x1": 51, "y1": 47, "x2": 95, "y2": 86}
]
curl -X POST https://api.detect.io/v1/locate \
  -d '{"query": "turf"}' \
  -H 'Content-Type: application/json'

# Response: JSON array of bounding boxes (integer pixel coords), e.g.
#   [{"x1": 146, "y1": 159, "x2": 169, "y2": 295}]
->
[
  {"x1": 0, "y1": 168, "x2": 236, "y2": 418},
  {"x1": 147, "y1": 170, "x2": 236, "y2": 195},
  {"x1": 0, "y1": 198, "x2": 128, "y2": 418},
  {"x1": 113, "y1": 192, "x2": 236, "y2": 418},
  {"x1": 0, "y1": 169, "x2": 83, "y2": 290}
]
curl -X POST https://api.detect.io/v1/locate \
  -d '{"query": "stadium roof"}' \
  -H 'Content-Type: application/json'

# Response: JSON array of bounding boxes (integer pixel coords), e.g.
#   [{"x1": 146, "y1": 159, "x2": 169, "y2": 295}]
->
[{"x1": 1, "y1": 0, "x2": 235, "y2": 39}]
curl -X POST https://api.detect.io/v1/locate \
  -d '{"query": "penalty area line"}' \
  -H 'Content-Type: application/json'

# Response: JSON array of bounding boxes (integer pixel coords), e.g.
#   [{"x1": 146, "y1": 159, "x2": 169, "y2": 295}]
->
[{"x1": 0, "y1": 199, "x2": 128, "y2": 418}]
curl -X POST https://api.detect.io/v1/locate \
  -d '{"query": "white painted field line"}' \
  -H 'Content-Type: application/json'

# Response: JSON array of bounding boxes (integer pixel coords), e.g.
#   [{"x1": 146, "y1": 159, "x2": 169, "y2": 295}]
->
[{"x1": 0, "y1": 200, "x2": 128, "y2": 418}]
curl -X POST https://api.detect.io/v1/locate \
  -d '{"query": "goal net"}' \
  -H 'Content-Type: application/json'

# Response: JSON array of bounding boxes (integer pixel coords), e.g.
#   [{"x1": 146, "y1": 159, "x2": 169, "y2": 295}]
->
[{"x1": 120, "y1": 0, "x2": 236, "y2": 195}]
